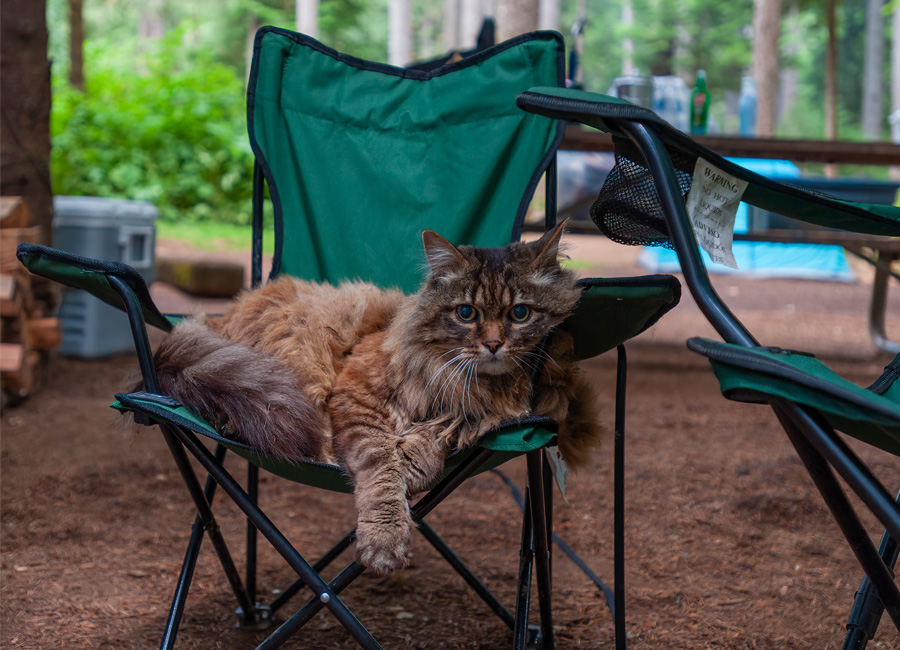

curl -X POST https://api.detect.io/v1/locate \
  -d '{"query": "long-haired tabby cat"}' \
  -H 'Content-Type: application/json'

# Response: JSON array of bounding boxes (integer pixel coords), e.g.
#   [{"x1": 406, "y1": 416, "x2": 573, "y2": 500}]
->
[{"x1": 151, "y1": 222, "x2": 604, "y2": 573}]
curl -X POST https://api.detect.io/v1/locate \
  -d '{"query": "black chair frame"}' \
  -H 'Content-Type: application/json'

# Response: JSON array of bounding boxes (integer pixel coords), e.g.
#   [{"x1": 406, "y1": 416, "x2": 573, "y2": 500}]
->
[
  {"x1": 96, "y1": 154, "x2": 634, "y2": 650},
  {"x1": 610, "y1": 119, "x2": 900, "y2": 646}
]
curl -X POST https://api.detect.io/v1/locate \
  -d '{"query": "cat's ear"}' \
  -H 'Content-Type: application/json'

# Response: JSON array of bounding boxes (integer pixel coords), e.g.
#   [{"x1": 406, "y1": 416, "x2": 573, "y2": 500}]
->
[
  {"x1": 422, "y1": 230, "x2": 466, "y2": 278},
  {"x1": 531, "y1": 219, "x2": 568, "y2": 268}
]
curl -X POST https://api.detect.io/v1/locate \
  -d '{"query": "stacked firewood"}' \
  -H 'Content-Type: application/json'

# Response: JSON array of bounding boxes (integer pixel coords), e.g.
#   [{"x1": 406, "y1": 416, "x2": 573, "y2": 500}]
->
[{"x1": 0, "y1": 197, "x2": 61, "y2": 407}]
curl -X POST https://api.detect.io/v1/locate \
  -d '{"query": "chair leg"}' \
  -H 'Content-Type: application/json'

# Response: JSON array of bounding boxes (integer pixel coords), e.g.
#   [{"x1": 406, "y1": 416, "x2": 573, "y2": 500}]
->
[
  {"x1": 159, "y1": 427, "x2": 259, "y2": 628},
  {"x1": 165, "y1": 423, "x2": 381, "y2": 649},
  {"x1": 614, "y1": 344, "x2": 628, "y2": 650},
  {"x1": 526, "y1": 450, "x2": 555, "y2": 649},
  {"x1": 244, "y1": 462, "x2": 261, "y2": 618},
  {"x1": 774, "y1": 407, "x2": 900, "y2": 632},
  {"x1": 868, "y1": 250, "x2": 900, "y2": 355},
  {"x1": 513, "y1": 493, "x2": 535, "y2": 649},
  {"x1": 842, "y1": 493, "x2": 900, "y2": 650},
  {"x1": 160, "y1": 444, "x2": 228, "y2": 650}
]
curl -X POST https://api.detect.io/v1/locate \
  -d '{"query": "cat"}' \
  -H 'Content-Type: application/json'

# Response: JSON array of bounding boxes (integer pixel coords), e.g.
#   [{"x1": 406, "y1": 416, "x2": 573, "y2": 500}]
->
[{"x1": 150, "y1": 222, "x2": 605, "y2": 573}]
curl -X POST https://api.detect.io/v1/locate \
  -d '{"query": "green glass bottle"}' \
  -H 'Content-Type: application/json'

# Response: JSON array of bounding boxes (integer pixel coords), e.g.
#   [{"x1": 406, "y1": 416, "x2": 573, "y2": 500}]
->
[{"x1": 690, "y1": 69, "x2": 710, "y2": 136}]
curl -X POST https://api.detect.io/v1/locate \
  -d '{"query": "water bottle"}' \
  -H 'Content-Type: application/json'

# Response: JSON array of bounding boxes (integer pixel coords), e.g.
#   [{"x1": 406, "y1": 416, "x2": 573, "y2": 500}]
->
[{"x1": 690, "y1": 70, "x2": 710, "y2": 136}]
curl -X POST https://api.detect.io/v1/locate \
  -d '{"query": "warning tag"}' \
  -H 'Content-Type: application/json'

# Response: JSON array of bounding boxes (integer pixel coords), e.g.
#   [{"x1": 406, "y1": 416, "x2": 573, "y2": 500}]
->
[{"x1": 684, "y1": 159, "x2": 749, "y2": 269}]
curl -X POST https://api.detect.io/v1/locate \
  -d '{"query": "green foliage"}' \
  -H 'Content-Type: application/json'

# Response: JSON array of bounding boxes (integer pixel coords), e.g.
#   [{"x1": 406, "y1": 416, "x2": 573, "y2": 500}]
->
[{"x1": 51, "y1": 26, "x2": 255, "y2": 224}]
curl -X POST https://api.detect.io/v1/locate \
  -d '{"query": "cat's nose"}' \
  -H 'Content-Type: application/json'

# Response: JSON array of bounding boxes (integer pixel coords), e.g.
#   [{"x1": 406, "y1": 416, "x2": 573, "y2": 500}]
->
[{"x1": 484, "y1": 340, "x2": 503, "y2": 354}]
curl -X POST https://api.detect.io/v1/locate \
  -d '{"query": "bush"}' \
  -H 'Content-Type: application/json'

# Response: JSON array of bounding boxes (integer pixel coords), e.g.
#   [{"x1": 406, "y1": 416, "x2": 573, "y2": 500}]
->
[{"x1": 51, "y1": 29, "x2": 255, "y2": 224}]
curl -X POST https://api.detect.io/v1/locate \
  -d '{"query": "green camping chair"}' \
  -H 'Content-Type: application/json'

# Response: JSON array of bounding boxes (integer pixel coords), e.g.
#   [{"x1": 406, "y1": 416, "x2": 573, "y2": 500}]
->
[
  {"x1": 518, "y1": 86, "x2": 900, "y2": 648},
  {"x1": 17, "y1": 31, "x2": 683, "y2": 649}
]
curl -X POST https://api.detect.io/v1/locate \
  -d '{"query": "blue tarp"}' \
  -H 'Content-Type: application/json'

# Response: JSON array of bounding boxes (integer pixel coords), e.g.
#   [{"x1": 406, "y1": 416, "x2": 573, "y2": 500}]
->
[{"x1": 638, "y1": 158, "x2": 856, "y2": 282}]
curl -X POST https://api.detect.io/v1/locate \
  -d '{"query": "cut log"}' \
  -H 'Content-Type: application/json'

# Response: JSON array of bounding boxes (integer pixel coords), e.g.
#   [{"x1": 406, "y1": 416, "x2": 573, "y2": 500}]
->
[
  {"x1": 1, "y1": 348, "x2": 38, "y2": 397},
  {"x1": 0, "y1": 342, "x2": 23, "y2": 372},
  {"x1": 156, "y1": 257, "x2": 245, "y2": 297},
  {"x1": 0, "y1": 197, "x2": 30, "y2": 229},
  {"x1": 26, "y1": 317, "x2": 61, "y2": 350},
  {"x1": 0, "y1": 273, "x2": 22, "y2": 317},
  {"x1": 1, "y1": 226, "x2": 41, "y2": 273}
]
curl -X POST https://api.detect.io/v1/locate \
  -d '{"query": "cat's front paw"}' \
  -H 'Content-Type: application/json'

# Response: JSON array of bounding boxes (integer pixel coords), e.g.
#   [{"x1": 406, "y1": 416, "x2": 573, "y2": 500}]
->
[{"x1": 355, "y1": 518, "x2": 411, "y2": 574}]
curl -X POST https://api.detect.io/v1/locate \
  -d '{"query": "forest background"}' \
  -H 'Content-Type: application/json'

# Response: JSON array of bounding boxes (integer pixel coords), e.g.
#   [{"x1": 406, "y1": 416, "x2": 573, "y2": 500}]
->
[{"x1": 40, "y1": 0, "x2": 900, "y2": 228}]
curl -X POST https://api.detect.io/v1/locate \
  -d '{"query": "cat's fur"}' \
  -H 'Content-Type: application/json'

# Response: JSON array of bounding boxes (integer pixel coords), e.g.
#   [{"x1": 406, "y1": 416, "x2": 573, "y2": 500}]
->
[{"x1": 152, "y1": 223, "x2": 605, "y2": 573}]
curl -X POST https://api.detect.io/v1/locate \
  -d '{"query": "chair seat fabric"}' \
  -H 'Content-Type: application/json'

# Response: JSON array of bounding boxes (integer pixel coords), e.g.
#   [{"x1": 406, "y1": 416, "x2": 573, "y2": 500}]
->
[
  {"x1": 687, "y1": 337, "x2": 900, "y2": 456},
  {"x1": 112, "y1": 390, "x2": 557, "y2": 492}
]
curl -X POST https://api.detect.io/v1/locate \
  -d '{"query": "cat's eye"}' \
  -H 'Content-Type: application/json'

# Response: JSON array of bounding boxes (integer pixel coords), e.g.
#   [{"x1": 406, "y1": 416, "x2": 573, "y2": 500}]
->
[
  {"x1": 510, "y1": 305, "x2": 532, "y2": 322},
  {"x1": 456, "y1": 304, "x2": 477, "y2": 322}
]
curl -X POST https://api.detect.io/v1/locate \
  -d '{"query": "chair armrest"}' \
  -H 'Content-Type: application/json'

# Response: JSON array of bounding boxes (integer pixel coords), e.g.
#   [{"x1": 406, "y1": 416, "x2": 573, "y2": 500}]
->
[
  {"x1": 16, "y1": 243, "x2": 174, "y2": 332},
  {"x1": 564, "y1": 276, "x2": 681, "y2": 360}
]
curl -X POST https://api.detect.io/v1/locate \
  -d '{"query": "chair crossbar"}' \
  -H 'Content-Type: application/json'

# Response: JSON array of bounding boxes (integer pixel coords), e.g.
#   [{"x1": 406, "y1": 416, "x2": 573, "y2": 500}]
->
[
  {"x1": 164, "y1": 421, "x2": 379, "y2": 648},
  {"x1": 418, "y1": 520, "x2": 517, "y2": 629},
  {"x1": 268, "y1": 530, "x2": 356, "y2": 615}
]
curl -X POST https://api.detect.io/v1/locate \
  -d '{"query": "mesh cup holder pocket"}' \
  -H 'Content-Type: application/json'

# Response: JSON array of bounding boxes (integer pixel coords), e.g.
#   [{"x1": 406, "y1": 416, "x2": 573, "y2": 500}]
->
[{"x1": 590, "y1": 145, "x2": 695, "y2": 249}]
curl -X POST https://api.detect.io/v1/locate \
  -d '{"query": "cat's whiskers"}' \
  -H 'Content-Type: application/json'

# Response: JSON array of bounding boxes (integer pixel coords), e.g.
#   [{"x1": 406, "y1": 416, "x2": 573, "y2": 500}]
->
[
  {"x1": 432, "y1": 353, "x2": 471, "y2": 413},
  {"x1": 425, "y1": 351, "x2": 465, "y2": 392},
  {"x1": 521, "y1": 348, "x2": 557, "y2": 381},
  {"x1": 462, "y1": 359, "x2": 479, "y2": 424},
  {"x1": 509, "y1": 355, "x2": 532, "y2": 379},
  {"x1": 523, "y1": 347, "x2": 561, "y2": 371}
]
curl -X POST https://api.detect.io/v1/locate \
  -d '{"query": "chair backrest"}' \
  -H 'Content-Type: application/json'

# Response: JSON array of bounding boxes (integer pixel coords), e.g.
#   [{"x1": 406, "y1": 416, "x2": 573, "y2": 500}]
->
[{"x1": 247, "y1": 27, "x2": 564, "y2": 292}]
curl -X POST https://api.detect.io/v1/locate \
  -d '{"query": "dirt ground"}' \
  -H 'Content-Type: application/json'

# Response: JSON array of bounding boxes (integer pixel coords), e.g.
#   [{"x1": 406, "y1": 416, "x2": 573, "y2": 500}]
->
[{"x1": 2, "y1": 234, "x2": 899, "y2": 649}]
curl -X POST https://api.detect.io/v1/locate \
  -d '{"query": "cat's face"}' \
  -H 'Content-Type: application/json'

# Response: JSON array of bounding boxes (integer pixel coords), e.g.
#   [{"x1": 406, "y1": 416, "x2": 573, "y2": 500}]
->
[{"x1": 415, "y1": 222, "x2": 581, "y2": 377}]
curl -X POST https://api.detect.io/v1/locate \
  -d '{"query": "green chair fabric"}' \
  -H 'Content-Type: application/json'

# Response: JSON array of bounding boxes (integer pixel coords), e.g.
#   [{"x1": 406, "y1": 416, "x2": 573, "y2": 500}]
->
[
  {"x1": 249, "y1": 28, "x2": 565, "y2": 292},
  {"x1": 687, "y1": 338, "x2": 900, "y2": 457}
]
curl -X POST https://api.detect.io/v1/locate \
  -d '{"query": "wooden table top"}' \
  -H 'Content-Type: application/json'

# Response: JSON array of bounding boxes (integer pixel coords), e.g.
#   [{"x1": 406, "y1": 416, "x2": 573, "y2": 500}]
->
[{"x1": 561, "y1": 125, "x2": 900, "y2": 166}]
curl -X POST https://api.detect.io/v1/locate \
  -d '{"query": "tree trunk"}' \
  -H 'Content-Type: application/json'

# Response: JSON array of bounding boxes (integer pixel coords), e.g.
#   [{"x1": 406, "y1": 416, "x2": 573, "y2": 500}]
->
[
  {"x1": 622, "y1": 0, "x2": 635, "y2": 75},
  {"x1": 443, "y1": 0, "x2": 461, "y2": 51},
  {"x1": 245, "y1": 14, "x2": 259, "y2": 86},
  {"x1": 893, "y1": 3, "x2": 900, "y2": 119},
  {"x1": 751, "y1": 0, "x2": 782, "y2": 137},
  {"x1": 0, "y1": 0, "x2": 53, "y2": 238},
  {"x1": 824, "y1": 0, "x2": 838, "y2": 177},
  {"x1": 460, "y1": 0, "x2": 489, "y2": 47},
  {"x1": 68, "y1": 0, "x2": 84, "y2": 90},
  {"x1": 861, "y1": 0, "x2": 885, "y2": 139},
  {"x1": 388, "y1": 0, "x2": 412, "y2": 66},
  {"x1": 824, "y1": 0, "x2": 838, "y2": 141},
  {"x1": 538, "y1": 0, "x2": 559, "y2": 32},
  {"x1": 295, "y1": 0, "x2": 318, "y2": 39},
  {"x1": 138, "y1": 0, "x2": 164, "y2": 41},
  {"x1": 496, "y1": 0, "x2": 538, "y2": 42}
]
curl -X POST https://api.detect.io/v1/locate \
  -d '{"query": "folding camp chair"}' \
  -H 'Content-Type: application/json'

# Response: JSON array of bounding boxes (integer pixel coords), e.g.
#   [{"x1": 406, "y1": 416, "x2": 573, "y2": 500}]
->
[
  {"x1": 17, "y1": 31, "x2": 682, "y2": 649},
  {"x1": 517, "y1": 86, "x2": 900, "y2": 647}
]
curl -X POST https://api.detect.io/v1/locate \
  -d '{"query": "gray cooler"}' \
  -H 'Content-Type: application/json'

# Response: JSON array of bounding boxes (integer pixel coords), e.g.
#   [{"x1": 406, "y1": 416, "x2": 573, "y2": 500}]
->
[{"x1": 52, "y1": 196, "x2": 158, "y2": 358}]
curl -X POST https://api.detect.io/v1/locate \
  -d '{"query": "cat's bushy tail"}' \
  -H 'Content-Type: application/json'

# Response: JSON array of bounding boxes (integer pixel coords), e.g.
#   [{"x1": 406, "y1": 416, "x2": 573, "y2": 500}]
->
[{"x1": 152, "y1": 318, "x2": 329, "y2": 462}]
